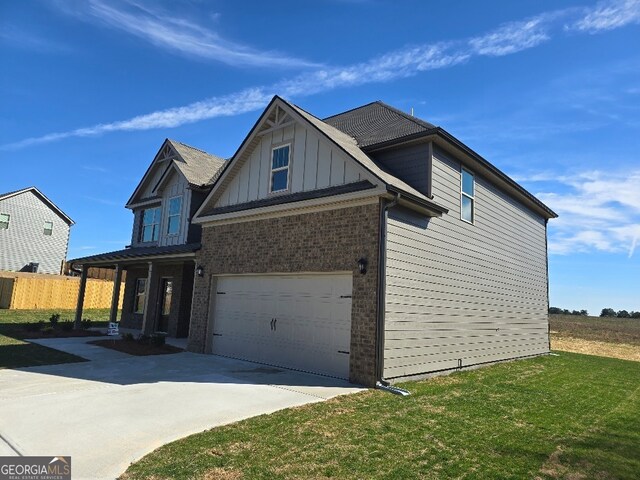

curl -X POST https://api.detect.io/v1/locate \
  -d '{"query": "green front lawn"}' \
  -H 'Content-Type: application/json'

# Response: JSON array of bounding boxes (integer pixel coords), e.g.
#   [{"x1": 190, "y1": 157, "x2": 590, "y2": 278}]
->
[
  {"x1": 123, "y1": 353, "x2": 640, "y2": 479},
  {"x1": 0, "y1": 308, "x2": 111, "y2": 369}
]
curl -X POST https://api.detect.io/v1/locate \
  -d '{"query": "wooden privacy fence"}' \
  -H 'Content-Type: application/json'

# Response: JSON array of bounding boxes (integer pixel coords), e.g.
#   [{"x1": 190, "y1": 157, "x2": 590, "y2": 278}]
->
[{"x1": 0, "y1": 271, "x2": 124, "y2": 310}]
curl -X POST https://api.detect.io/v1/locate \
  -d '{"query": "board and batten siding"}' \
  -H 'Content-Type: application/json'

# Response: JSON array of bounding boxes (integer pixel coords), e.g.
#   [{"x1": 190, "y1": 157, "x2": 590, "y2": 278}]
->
[
  {"x1": 372, "y1": 143, "x2": 430, "y2": 196},
  {"x1": 130, "y1": 170, "x2": 192, "y2": 247},
  {"x1": 214, "y1": 122, "x2": 365, "y2": 208},
  {"x1": 0, "y1": 191, "x2": 70, "y2": 274},
  {"x1": 383, "y1": 147, "x2": 549, "y2": 379}
]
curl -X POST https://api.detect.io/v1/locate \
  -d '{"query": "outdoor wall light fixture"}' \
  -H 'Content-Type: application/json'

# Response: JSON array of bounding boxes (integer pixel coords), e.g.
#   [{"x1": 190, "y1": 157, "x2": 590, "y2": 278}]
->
[
  {"x1": 196, "y1": 265, "x2": 204, "y2": 277},
  {"x1": 358, "y1": 258, "x2": 368, "y2": 275}
]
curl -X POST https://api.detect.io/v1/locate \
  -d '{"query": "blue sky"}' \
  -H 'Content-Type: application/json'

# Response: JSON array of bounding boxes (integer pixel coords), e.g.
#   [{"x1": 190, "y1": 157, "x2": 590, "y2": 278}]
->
[{"x1": 1, "y1": 0, "x2": 639, "y2": 315}]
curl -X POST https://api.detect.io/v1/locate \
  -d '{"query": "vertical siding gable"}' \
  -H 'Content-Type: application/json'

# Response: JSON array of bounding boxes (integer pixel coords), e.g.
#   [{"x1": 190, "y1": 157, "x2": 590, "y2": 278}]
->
[
  {"x1": 0, "y1": 191, "x2": 70, "y2": 274},
  {"x1": 212, "y1": 121, "x2": 372, "y2": 209},
  {"x1": 383, "y1": 148, "x2": 549, "y2": 379}
]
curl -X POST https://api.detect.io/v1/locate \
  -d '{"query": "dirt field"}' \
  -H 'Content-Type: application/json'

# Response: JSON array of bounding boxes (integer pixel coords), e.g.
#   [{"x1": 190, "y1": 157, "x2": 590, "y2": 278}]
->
[{"x1": 550, "y1": 314, "x2": 640, "y2": 362}]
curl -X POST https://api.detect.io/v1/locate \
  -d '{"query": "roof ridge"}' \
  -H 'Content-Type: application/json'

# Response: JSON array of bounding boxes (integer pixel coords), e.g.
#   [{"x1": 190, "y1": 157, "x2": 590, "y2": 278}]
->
[
  {"x1": 373, "y1": 101, "x2": 437, "y2": 130},
  {"x1": 322, "y1": 100, "x2": 383, "y2": 121},
  {"x1": 169, "y1": 139, "x2": 225, "y2": 160}
]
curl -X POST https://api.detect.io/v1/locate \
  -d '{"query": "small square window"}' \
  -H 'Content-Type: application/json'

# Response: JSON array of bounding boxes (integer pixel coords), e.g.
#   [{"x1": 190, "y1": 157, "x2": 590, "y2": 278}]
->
[
  {"x1": 270, "y1": 145, "x2": 290, "y2": 193},
  {"x1": 461, "y1": 168, "x2": 475, "y2": 224},
  {"x1": 0, "y1": 213, "x2": 9, "y2": 230},
  {"x1": 43, "y1": 221, "x2": 53, "y2": 236}
]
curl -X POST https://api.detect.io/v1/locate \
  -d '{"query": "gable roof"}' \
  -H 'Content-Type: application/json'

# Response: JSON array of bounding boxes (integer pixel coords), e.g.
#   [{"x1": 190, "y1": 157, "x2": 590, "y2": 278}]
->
[
  {"x1": 326, "y1": 101, "x2": 557, "y2": 219},
  {"x1": 126, "y1": 139, "x2": 226, "y2": 208},
  {"x1": 0, "y1": 186, "x2": 74, "y2": 225},
  {"x1": 324, "y1": 101, "x2": 436, "y2": 148},
  {"x1": 193, "y1": 96, "x2": 448, "y2": 222}
]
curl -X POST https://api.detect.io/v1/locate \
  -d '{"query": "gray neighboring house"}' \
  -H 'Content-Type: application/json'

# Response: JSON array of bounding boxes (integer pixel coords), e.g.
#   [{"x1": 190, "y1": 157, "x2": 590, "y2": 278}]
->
[
  {"x1": 70, "y1": 139, "x2": 226, "y2": 336},
  {"x1": 0, "y1": 187, "x2": 74, "y2": 274},
  {"x1": 186, "y1": 96, "x2": 557, "y2": 387}
]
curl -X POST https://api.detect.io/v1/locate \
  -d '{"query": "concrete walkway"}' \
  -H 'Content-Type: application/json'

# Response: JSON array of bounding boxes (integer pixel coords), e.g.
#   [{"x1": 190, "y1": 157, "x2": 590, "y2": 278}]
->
[{"x1": 0, "y1": 337, "x2": 363, "y2": 479}]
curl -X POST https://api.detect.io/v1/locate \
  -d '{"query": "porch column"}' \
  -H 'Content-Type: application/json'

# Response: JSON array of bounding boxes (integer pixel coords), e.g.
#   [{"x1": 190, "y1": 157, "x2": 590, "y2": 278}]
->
[
  {"x1": 109, "y1": 264, "x2": 123, "y2": 323},
  {"x1": 140, "y1": 262, "x2": 157, "y2": 335},
  {"x1": 74, "y1": 266, "x2": 88, "y2": 329}
]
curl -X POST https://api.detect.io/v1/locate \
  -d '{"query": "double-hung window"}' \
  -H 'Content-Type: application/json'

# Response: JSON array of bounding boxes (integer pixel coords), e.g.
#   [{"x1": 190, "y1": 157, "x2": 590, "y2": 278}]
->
[
  {"x1": 134, "y1": 278, "x2": 146, "y2": 313},
  {"x1": 141, "y1": 207, "x2": 161, "y2": 242},
  {"x1": 0, "y1": 213, "x2": 9, "y2": 230},
  {"x1": 270, "y1": 144, "x2": 290, "y2": 193},
  {"x1": 167, "y1": 196, "x2": 182, "y2": 236},
  {"x1": 461, "y1": 168, "x2": 475, "y2": 224},
  {"x1": 43, "y1": 221, "x2": 53, "y2": 236}
]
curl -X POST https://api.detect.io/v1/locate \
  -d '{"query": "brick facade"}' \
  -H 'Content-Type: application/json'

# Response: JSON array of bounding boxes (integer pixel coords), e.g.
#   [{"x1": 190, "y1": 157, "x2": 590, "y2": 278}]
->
[
  {"x1": 188, "y1": 202, "x2": 381, "y2": 386},
  {"x1": 120, "y1": 262, "x2": 194, "y2": 337}
]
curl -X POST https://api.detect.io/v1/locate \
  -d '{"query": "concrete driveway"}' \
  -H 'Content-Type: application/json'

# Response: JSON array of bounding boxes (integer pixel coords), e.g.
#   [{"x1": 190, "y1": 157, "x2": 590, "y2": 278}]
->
[{"x1": 0, "y1": 337, "x2": 363, "y2": 479}]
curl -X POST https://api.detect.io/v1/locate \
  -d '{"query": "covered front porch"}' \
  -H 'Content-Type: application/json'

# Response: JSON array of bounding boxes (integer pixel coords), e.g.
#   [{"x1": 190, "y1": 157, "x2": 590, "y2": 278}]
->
[{"x1": 71, "y1": 243, "x2": 201, "y2": 339}]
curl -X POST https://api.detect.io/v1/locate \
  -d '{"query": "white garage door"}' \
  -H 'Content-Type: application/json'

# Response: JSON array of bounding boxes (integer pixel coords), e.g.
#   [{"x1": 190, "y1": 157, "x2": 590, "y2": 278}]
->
[{"x1": 210, "y1": 274, "x2": 353, "y2": 379}]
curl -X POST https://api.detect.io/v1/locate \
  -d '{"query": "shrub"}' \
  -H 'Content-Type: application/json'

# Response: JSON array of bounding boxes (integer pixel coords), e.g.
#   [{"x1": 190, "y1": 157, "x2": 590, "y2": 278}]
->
[
  {"x1": 60, "y1": 320, "x2": 73, "y2": 332},
  {"x1": 631, "y1": 311, "x2": 640, "y2": 319},
  {"x1": 136, "y1": 334, "x2": 151, "y2": 345},
  {"x1": 617, "y1": 310, "x2": 631, "y2": 318},
  {"x1": 49, "y1": 313, "x2": 60, "y2": 327},
  {"x1": 80, "y1": 319, "x2": 92, "y2": 330},
  {"x1": 600, "y1": 308, "x2": 616, "y2": 317},
  {"x1": 151, "y1": 332, "x2": 167, "y2": 346},
  {"x1": 121, "y1": 332, "x2": 135, "y2": 341},
  {"x1": 42, "y1": 326, "x2": 54, "y2": 334},
  {"x1": 25, "y1": 321, "x2": 45, "y2": 332}
]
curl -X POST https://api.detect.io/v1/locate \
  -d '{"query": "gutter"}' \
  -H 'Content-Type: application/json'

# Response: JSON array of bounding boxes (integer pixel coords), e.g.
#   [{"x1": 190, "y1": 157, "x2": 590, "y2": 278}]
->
[{"x1": 375, "y1": 193, "x2": 411, "y2": 396}]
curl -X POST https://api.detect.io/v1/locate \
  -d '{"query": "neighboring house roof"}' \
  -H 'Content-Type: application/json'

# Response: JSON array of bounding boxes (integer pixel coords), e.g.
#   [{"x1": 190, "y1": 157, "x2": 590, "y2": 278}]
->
[
  {"x1": 70, "y1": 243, "x2": 200, "y2": 266},
  {"x1": 0, "y1": 186, "x2": 74, "y2": 225},
  {"x1": 325, "y1": 101, "x2": 557, "y2": 219},
  {"x1": 126, "y1": 139, "x2": 226, "y2": 208}
]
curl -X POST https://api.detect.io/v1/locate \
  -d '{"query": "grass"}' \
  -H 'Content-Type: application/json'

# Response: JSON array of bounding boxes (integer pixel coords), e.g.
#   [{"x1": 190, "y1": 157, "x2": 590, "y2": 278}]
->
[
  {"x1": 122, "y1": 353, "x2": 640, "y2": 479},
  {"x1": 0, "y1": 308, "x2": 111, "y2": 369},
  {"x1": 549, "y1": 314, "x2": 640, "y2": 345}
]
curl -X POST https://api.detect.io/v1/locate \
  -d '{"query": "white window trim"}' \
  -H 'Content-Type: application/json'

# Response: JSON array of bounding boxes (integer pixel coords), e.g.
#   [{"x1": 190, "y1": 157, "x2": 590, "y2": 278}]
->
[
  {"x1": 0, "y1": 213, "x2": 9, "y2": 230},
  {"x1": 43, "y1": 220, "x2": 53, "y2": 236},
  {"x1": 166, "y1": 195, "x2": 182, "y2": 237},
  {"x1": 268, "y1": 143, "x2": 292, "y2": 194},
  {"x1": 460, "y1": 167, "x2": 475, "y2": 225}
]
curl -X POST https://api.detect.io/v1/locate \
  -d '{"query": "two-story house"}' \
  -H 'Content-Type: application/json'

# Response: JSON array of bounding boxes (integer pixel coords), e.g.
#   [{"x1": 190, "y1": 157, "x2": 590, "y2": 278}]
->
[
  {"x1": 72, "y1": 96, "x2": 556, "y2": 389},
  {"x1": 0, "y1": 187, "x2": 74, "y2": 274},
  {"x1": 70, "y1": 140, "x2": 225, "y2": 336}
]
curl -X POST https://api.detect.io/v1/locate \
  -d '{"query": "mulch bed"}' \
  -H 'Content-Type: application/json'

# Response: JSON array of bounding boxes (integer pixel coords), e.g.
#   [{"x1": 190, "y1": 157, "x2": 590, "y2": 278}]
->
[
  {"x1": 89, "y1": 339, "x2": 183, "y2": 356},
  {"x1": 23, "y1": 329, "x2": 104, "y2": 339}
]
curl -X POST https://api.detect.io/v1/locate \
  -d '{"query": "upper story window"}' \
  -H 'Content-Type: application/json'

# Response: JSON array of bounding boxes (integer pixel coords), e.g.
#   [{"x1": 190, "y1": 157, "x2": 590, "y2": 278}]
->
[
  {"x1": 43, "y1": 221, "x2": 53, "y2": 236},
  {"x1": 270, "y1": 144, "x2": 290, "y2": 193},
  {"x1": 167, "y1": 196, "x2": 182, "y2": 236},
  {"x1": 0, "y1": 213, "x2": 9, "y2": 230},
  {"x1": 141, "y1": 207, "x2": 161, "y2": 242},
  {"x1": 461, "y1": 168, "x2": 475, "y2": 224}
]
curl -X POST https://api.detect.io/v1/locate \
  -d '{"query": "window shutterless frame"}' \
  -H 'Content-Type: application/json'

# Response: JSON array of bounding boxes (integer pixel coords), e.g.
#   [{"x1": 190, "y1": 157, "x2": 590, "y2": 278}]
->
[
  {"x1": 460, "y1": 167, "x2": 475, "y2": 224},
  {"x1": 43, "y1": 221, "x2": 53, "y2": 236},
  {"x1": 268, "y1": 143, "x2": 291, "y2": 194},
  {"x1": 134, "y1": 278, "x2": 147, "y2": 313},
  {"x1": 166, "y1": 196, "x2": 182, "y2": 236},
  {"x1": 0, "y1": 213, "x2": 9, "y2": 229}
]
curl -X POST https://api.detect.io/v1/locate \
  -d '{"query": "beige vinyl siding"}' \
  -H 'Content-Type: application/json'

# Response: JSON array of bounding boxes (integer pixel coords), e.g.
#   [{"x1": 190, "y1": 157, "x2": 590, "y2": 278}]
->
[
  {"x1": 383, "y1": 147, "x2": 549, "y2": 379},
  {"x1": 214, "y1": 122, "x2": 364, "y2": 208},
  {"x1": 0, "y1": 191, "x2": 70, "y2": 274}
]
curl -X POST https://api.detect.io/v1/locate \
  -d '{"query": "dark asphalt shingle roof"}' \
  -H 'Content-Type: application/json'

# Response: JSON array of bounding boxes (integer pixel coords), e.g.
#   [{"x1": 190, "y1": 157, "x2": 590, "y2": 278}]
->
[
  {"x1": 70, "y1": 243, "x2": 200, "y2": 265},
  {"x1": 168, "y1": 140, "x2": 227, "y2": 187},
  {"x1": 324, "y1": 101, "x2": 435, "y2": 148},
  {"x1": 203, "y1": 181, "x2": 376, "y2": 217}
]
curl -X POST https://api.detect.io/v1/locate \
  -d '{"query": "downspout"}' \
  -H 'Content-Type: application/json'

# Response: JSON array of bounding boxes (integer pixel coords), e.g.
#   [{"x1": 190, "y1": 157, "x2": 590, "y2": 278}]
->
[{"x1": 375, "y1": 193, "x2": 411, "y2": 396}]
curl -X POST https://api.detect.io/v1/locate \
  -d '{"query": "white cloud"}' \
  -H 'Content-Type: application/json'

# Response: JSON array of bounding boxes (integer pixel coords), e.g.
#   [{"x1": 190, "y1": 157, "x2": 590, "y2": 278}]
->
[
  {"x1": 533, "y1": 170, "x2": 640, "y2": 256},
  {"x1": 57, "y1": 0, "x2": 318, "y2": 68},
  {"x1": 571, "y1": 0, "x2": 640, "y2": 33},
  {"x1": 4, "y1": 1, "x2": 640, "y2": 151}
]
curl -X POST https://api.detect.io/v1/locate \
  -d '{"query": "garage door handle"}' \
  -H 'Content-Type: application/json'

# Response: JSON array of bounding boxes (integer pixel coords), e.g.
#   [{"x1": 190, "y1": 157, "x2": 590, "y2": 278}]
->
[
  {"x1": 213, "y1": 333, "x2": 222, "y2": 336},
  {"x1": 270, "y1": 318, "x2": 277, "y2": 331},
  {"x1": 338, "y1": 350, "x2": 350, "y2": 354},
  {"x1": 340, "y1": 295, "x2": 352, "y2": 298}
]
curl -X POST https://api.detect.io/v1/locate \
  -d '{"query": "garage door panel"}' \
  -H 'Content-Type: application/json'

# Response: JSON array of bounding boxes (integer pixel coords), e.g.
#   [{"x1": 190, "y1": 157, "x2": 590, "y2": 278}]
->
[{"x1": 211, "y1": 274, "x2": 353, "y2": 379}]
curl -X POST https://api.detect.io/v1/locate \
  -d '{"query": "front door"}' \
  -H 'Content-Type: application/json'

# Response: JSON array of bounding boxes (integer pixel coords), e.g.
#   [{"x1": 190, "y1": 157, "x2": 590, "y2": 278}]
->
[{"x1": 157, "y1": 278, "x2": 173, "y2": 333}]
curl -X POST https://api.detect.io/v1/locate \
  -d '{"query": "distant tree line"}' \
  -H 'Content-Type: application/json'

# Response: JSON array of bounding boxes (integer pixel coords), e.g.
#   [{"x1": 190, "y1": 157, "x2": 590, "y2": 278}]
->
[
  {"x1": 599, "y1": 308, "x2": 640, "y2": 318},
  {"x1": 548, "y1": 307, "x2": 588, "y2": 316},
  {"x1": 548, "y1": 307, "x2": 640, "y2": 318}
]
